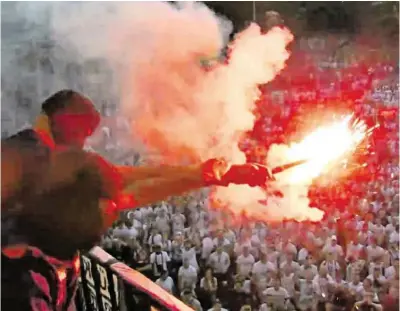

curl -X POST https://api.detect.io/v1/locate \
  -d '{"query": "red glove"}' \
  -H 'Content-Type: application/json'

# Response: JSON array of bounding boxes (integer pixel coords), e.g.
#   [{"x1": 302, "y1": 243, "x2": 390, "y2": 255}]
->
[
  {"x1": 223, "y1": 163, "x2": 275, "y2": 187},
  {"x1": 202, "y1": 158, "x2": 274, "y2": 187}
]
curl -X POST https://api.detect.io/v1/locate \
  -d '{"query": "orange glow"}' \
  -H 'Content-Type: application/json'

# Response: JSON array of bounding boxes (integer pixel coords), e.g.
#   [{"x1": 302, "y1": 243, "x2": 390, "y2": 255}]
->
[
  {"x1": 57, "y1": 268, "x2": 67, "y2": 282},
  {"x1": 73, "y1": 257, "x2": 81, "y2": 274},
  {"x1": 283, "y1": 115, "x2": 368, "y2": 183}
]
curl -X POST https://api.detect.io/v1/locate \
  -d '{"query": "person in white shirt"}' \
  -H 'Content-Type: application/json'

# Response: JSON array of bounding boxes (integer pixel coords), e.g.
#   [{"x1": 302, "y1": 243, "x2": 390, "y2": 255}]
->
[
  {"x1": 384, "y1": 257, "x2": 399, "y2": 281},
  {"x1": 367, "y1": 266, "x2": 387, "y2": 291},
  {"x1": 178, "y1": 257, "x2": 198, "y2": 292},
  {"x1": 200, "y1": 267, "x2": 218, "y2": 309},
  {"x1": 352, "y1": 291, "x2": 383, "y2": 311},
  {"x1": 320, "y1": 252, "x2": 340, "y2": 280},
  {"x1": 281, "y1": 265, "x2": 296, "y2": 299},
  {"x1": 280, "y1": 253, "x2": 300, "y2": 274},
  {"x1": 138, "y1": 243, "x2": 170, "y2": 280},
  {"x1": 181, "y1": 289, "x2": 203, "y2": 311},
  {"x1": 155, "y1": 270, "x2": 175, "y2": 295},
  {"x1": 298, "y1": 268, "x2": 315, "y2": 311},
  {"x1": 358, "y1": 223, "x2": 373, "y2": 245},
  {"x1": 154, "y1": 202, "x2": 169, "y2": 216},
  {"x1": 170, "y1": 232, "x2": 184, "y2": 274},
  {"x1": 250, "y1": 232, "x2": 261, "y2": 250},
  {"x1": 297, "y1": 246, "x2": 310, "y2": 265},
  {"x1": 236, "y1": 245, "x2": 255, "y2": 278},
  {"x1": 263, "y1": 278, "x2": 290, "y2": 310},
  {"x1": 132, "y1": 208, "x2": 143, "y2": 222},
  {"x1": 348, "y1": 273, "x2": 364, "y2": 301},
  {"x1": 299, "y1": 256, "x2": 318, "y2": 279},
  {"x1": 207, "y1": 299, "x2": 228, "y2": 311},
  {"x1": 276, "y1": 239, "x2": 297, "y2": 258},
  {"x1": 213, "y1": 230, "x2": 231, "y2": 250},
  {"x1": 148, "y1": 227, "x2": 163, "y2": 251},
  {"x1": 361, "y1": 278, "x2": 380, "y2": 303},
  {"x1": 208, "y1": 247, "x2": 231, "y2": 277},
  {"x1": 155, "y1": 208, "x2": 171, "y2": 238},
  {"x1": 160, "y1": 233, "x2": 172, "y2": 253},
  {"x1": 345, "y1": 238, "x2": 364, "y2": 262},
  {"x1": 202, "y1": 234, "x2": 215, "y2": 262},
  {"x1": 224, "y1": 227, "x2": 236, "y2": 245},
  {"x1": 388, "y1": 225, "x2": 399, "y2": 244},
  {"x1": 171, "y1": 210, "x2": 186, "y2": 235},
  {"x1": 366, "y1": 238, "x2": 385, "y2": 262},
  {"x1": 233, "y1": 235, "x2": 252, "y2": 258},
  {"x1": 385, "y1": 217, "x2": 398, "y2": 235},
  {"x1": 322, "y1": 235, "x2": 344, "y2": 260},
  {"x1": 233, "y1": 274, "x2": 251, "y2": 295},
  {"x1": 182, "y1": 239, "x2": 199, "y2": 271},
  {"x1": 252, "y1": 252, "x2": 276, "y2": 293},
  {"x1": 368, "y1": 256, "x2": 385, "y2": 276},
  {"x1": 372, "y1": 217, "x2": 386, "y2": 236},
  {"x1": 312, "y1": 266, "x2": 335, "y2": 304},
  {"x1": 141, "y1": 206, "x2": 153, "y2": 221},
  {"x1": 112, "y1": 221, "x2": 128, "y2": 240}
]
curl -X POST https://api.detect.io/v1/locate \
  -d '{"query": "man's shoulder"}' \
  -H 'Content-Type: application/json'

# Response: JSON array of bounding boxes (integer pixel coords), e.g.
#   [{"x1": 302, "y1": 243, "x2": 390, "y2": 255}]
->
[
  {"x1": 4, "y1": 129, "x2": 40, "y2": 144},
  {"x1": 3, "y1": 129, "x2": 49, "y2": 155}
]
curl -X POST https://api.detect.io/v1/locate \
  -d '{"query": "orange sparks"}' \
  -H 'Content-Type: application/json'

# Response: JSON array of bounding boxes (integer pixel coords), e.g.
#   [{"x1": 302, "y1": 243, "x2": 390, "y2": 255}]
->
[{"x1": 283, "y1": 115, "x2": 369, "y2": 183}]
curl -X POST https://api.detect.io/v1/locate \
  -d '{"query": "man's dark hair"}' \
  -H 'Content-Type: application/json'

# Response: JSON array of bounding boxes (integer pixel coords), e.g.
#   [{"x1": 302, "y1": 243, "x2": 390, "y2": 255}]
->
[
  {"x1": 41, "y1": 89, "x2": 101, "y2": 136},
  {"x1": 41, "y1": 90, "x2": 80, "y2": 116}
]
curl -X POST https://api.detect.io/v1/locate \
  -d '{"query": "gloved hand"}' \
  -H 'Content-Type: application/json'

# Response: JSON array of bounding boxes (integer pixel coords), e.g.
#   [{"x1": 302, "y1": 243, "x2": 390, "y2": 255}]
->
[
  {"x1": 202, "y1": 158, "x2": 274, "y2": 187},
  {"x1": 223, "y1": 163, "x2": 275, "y2": 187}
]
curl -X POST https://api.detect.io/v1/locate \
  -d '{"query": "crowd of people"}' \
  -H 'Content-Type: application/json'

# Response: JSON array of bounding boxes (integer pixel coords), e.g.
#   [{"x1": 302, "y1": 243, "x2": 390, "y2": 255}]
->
[{"x1": 97, "y1": 52, "x2": 399, "y2": 311}]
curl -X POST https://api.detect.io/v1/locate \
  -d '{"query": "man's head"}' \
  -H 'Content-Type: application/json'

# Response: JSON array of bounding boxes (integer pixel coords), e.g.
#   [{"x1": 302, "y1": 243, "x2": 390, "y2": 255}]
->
[
  {"x1": 286, "y1": 252, "x2": 294, "y2": 263},
  {"x1": 183, "y1": 257, "x2": 190, "y2": 268},
  {"x1": 305, "y1": 254, "x2": 313, "y2": 265},
  {"x1": 304, "y1": 267, "x2": 313, "y2": 281},
  {"x1": 273, "y1": 277, "x2": 281, "y2": 290},
  {"x1": 41, "y1": 90, "x2": 100, "y2": 147},
  {"x1": 242, "y1": 245, "x2": 250, "y2": 256},
  {"x1": 212, "y1": 299, "x2": 222, "y2": 311},
  {"x1": 319, "y1": 265, "x2": 328, "y2": 277},
  {"x1": 352, "y1": 273, "x2": 360, "y2": 284},
  {"x1": 153, "y1": 244, "x2": 162, "y2": 254},
  {"x1": 373, "y1": 266, "x2": 382, "y2": 277},
  {"x1": 181, "y1": 290, "x2": 193, "y2": 303},
  {"x1": 263, "y1": 11, "x2": 283, "y2": 31},
  {"x1": 161, "y1": 269, "x2": 168, "y2": 280},
  {"x1": 184, "y1": 239, "x2": 192, "y2": 250}
]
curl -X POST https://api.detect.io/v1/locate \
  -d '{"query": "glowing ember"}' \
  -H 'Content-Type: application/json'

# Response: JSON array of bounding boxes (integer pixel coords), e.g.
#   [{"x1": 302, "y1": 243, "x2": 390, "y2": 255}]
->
[{"x1": 283, "y1": 115, "x2": 369, "y2": 183}]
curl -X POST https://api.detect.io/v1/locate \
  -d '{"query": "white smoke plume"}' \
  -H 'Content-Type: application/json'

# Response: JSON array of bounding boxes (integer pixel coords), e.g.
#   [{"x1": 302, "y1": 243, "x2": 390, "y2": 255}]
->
[{"x1": 2, "y1": 1, "x2": 323, "y2": 222}]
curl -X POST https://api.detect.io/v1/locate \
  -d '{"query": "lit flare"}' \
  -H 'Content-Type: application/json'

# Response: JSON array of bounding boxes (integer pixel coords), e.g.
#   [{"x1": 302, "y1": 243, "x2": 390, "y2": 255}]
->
[{"x1": 284, "y1": 115, "x2": 369, "y2": 183}]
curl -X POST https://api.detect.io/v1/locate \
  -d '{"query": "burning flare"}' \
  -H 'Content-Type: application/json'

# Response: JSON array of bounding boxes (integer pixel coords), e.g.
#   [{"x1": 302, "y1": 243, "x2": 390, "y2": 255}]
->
[{"x1": 281, "y1": 115, "x2": 368, "y2": 183}]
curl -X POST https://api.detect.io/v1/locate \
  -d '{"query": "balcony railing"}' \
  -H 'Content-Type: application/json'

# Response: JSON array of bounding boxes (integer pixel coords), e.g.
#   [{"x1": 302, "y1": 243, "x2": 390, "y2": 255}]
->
[{"x1": 76, "y1": 246, "x2": 193, "y2": 311}]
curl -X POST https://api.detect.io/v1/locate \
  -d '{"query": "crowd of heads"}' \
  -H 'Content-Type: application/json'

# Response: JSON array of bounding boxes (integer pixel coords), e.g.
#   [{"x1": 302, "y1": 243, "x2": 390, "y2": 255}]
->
[{"x1": 99, "y1": 46, "x2": 399, "y2": 311}]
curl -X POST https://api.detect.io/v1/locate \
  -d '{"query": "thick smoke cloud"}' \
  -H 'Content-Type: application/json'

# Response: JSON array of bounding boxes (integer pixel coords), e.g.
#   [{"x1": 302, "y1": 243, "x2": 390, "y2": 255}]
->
[{"x1": 2, "y1": 2, "x2": 324, "y2": 222}]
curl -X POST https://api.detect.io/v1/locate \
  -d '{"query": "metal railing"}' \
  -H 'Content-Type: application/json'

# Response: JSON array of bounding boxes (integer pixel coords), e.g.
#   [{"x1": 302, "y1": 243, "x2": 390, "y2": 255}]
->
[{"x1": 76, "y1": 246, "x2": 193, "y2": 311}]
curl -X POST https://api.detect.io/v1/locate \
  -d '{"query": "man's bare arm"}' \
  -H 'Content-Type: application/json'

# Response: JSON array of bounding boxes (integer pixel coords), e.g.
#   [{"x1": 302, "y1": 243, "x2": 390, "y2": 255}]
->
[
  {"x1": 122, "y1": 166, "x2": 205, "y2": 207},
  {"x1": 117, "y1": 164, "x2": 203, "y2": 185}
]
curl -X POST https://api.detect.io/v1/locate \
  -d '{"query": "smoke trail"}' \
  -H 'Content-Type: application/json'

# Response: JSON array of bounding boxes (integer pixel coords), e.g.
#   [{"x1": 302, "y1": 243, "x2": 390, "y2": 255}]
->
[{"x1": 2, "y1": 1, "x2": 324, "y2": 221}]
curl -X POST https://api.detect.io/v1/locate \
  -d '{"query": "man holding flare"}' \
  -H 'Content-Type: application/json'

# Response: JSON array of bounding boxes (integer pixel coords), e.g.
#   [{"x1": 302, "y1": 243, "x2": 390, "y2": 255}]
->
[{"x1": 1, "y1": 90, "x2": 274, "y2": 311}]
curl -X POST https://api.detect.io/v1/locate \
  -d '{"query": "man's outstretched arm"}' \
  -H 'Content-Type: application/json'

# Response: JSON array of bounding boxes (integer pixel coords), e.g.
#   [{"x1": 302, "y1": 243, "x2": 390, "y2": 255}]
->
[
  {"x1": 117, "y1": 164, "x2": 203, "y2": 185},
  {"x1": 114, "y1": 159, "x2": 274, "y2": 210},
  {"x1": 122, "y1": 167, "x2": 206, "y2": 207}
]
